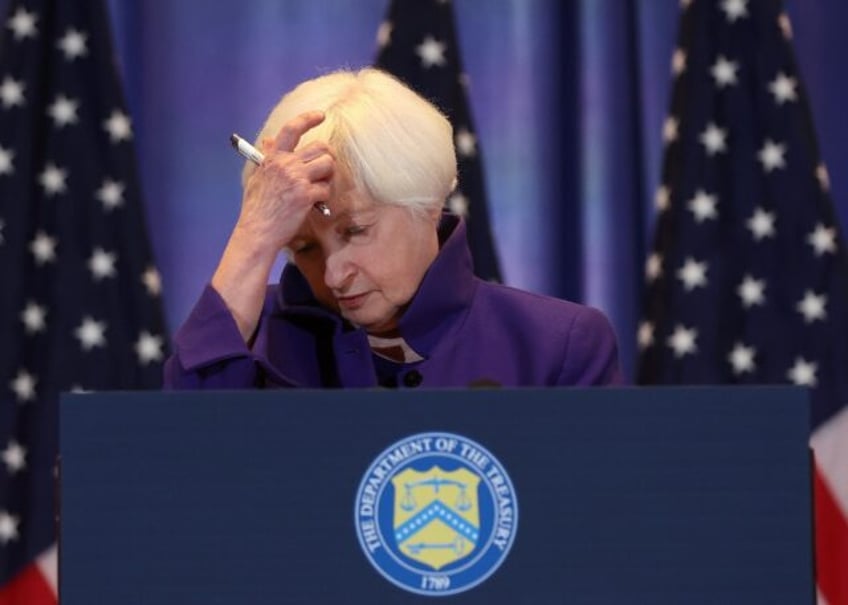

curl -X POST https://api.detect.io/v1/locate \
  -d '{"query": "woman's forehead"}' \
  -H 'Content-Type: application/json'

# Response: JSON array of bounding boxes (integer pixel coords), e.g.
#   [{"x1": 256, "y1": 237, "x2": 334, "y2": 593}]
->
[{"x1": 296, "y1": 195, "x2": 381, "y2": 238}]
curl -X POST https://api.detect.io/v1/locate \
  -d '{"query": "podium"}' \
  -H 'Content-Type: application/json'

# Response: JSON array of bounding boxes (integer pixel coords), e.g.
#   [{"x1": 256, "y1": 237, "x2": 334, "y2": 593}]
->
[{"x1": 59, "y1": 387, "x2": 813, "y2": 603}]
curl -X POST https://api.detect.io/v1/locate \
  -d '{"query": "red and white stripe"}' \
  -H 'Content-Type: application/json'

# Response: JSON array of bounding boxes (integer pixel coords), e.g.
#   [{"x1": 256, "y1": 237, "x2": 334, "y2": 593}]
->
[
  {"x1": 0, "y1": 544, "x2": 57, "y2": 605},
  {"x1": 812, "y1": 406, "x2": 848, "y2": 605}
]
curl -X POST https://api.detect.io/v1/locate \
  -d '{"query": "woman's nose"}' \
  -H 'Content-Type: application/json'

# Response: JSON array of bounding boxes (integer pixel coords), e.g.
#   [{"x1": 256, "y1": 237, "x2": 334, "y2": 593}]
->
[{"x1": 324, "y1": 247, "x2": 354, "y2": 291}]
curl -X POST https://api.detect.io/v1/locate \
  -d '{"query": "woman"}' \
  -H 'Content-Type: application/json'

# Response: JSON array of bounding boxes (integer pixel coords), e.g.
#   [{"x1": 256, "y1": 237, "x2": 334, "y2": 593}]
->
[{"x1": 164, "y1": 68, "x2": 622, "y2": 389}]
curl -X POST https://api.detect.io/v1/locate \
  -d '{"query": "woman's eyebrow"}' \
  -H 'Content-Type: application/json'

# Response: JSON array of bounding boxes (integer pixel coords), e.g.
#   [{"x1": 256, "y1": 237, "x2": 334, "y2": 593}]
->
[{"x1": 345, "y1": 204, "x2": 379, "y2": 218}]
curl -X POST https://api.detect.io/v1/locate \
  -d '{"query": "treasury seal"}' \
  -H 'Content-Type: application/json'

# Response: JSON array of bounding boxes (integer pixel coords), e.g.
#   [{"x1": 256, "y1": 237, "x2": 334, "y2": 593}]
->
[{"x1": 354, "y1": 432, "x2": 518, "y2": 596}]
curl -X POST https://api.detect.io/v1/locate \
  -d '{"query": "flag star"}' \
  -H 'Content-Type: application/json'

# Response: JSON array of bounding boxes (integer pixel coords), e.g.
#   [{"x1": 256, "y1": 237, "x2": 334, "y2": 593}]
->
[
  {"x1": 711, "y1": 56, "x2": 739, "y2": 88},
  {"x1": 30, "y1": 230, "x2": 58, "y2": 265},
  {"x1": 135, "y1": 331, "x2": 164, "y2": 365},
  {"x1": 687, "y1": 189, "x2": 719, "y2": 222},
  {"x1": 746, "y1": 207, "x2": 776, "y2": 241},
  {"x1": 720, "y1": 0, "x2": 749, "y2": 22},
  {"x1": 2, "y1": 440, "x2": 26, "y2": 474},
  {"x1": 807, "y1": 223, "x2": 837, "y2": 256},
  {"x1": 737, "y1": 274, "x2": 766, "y2": 308},
  {"x1": 141, "y1": 266, "x2": 163, "y2": 296},
  {"x1": 0, "y1": 510, "x2": 20, "y2": 544},
  {"x1": 416, "y1": 36, "x2": 447, "y2": 68},
  {"x1": 74, "y1": 316, "x2": 108, "y2": 351},
  {"x1": 88, "y1": 247, "x2": 118, "y2": 280},
  {"x1": 103, "y1": 109, "x2": 132, "y2": 142},
  {"x1": 39, "y1": 162, "x2": 68, "y2": 195},
  {"x1": 677, "y1": 257, "x2": 708, "y2": 291},
  {"x1": 662, "y1": 116, "x2": 679, "y2": 144},
  {"x1": 0, "y1": 144, "x2": 14, "y2": 175},
  {"x1": 699, "y1": 122, "x2": 728, "y2": 156},
  {"x1": 768, "y1": 72, "x2": 798, "y2": 105},
  {"x1": 96, "y1": 178, "x2": 125, "y2": 211},
  {"x1": 787, "y1": 357, "x2": 817, "y2": 386},
  {"x1": 645, "y1": 252, "x2": 663, "y2": 282},
  {"x1": 447, "y1": 191, "x2": 468, "y2": 217},
  {"x1": 637, "y1": 320, "x2": 654, "y2": 350},
  {"x1": 796, "y1": 290, "x2": 827, "y2": 323},
  {"x1": 667, "y1": 324, "x2": 698, "y2": 358},
  {"x1": 20, "y1": 300, "x2": 47, "y2": 333},
  {"x1": 655, "y1": 185, "x2": 671, "y2": 212},
  {"x1": 57, "y1": 28, "x2": 88, "y2": 60},
  {"x1": 47, "y1": 94, "x2": 79, "y2": 127},
  {"x1": 376, "y1": 21, "x2": 392, "y2": 48},
  {"x1": 816, "y1": 163, "x2": 830, "y2": 192},
  {"x1": 10, "y1": 369, "x2": 36, "y2": 402},
  {"x1": 728, "y1": 342, "x2": 756, "y2": 375},
  {"x1": 455, "y1": 128, "x2": 476, "y2": 157},
  {"x1": 758, "y1": 139, "x2": 787, "y2": 172},
  {"x1": 778, "y1": 12, "x2": 793, "y2": 40},
  {"x1": 0, "y1": 75, "x2": 25, "y2": 108},
  {"x1": 6, "y1": 7, "x2": 37, "y2": 41},
  {"x1": 671, "y1": 48, "x2": 686, "y2": 76}
]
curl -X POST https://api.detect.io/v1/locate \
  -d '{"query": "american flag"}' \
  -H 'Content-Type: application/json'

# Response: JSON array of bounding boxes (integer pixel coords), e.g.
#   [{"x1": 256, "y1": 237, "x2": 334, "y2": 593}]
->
[
  {"x1": 0, "y1": 0, "x2": 168, "y2": 601},
  {"x1": 637, "y1": 1, "x2": 848, "y2": 602},
  {"x1": 374, "y1": 0, "x2": 502, "y2": 282}
]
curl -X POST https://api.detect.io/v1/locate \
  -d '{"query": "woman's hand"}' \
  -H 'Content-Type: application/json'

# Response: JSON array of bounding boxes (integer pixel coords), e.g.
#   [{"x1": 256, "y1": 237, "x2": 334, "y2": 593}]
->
[
  {"x1": 235, "y1": 110, "x2": 334, "y2": 251},
  {"x1": 211, "y1": 111, "x2": 334, "y2": 342}
]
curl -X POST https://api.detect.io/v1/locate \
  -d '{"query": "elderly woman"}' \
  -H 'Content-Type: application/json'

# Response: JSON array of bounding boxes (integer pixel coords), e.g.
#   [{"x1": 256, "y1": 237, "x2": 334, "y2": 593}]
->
[{"x1": 164, "y1": 68, "x2": 622, "y2": 389}]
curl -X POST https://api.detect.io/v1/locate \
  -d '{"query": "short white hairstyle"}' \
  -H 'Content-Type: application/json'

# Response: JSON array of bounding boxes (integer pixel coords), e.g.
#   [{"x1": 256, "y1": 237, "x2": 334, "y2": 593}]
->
[{"x1": 244, "y1": 68, "x2": 457, "y2": 216}]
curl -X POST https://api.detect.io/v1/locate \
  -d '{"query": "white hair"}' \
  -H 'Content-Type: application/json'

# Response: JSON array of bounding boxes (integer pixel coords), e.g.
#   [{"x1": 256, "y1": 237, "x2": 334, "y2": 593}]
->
[{"x1": 243, "y1": 68, "x2": 457, "y2": 216}]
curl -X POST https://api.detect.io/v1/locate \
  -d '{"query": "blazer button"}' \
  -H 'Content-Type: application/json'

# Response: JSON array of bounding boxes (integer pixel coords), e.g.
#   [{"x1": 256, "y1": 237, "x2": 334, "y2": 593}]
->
[{"x1": 403, "y1": 370, "x2": 423, "y2": 388}]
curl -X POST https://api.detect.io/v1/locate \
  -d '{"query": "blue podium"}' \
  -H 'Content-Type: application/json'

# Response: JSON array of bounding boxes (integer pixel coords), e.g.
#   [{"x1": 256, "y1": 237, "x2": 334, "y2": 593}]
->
[{"x1": 59, "y1": 387, "x2": 813, "y2": 603}]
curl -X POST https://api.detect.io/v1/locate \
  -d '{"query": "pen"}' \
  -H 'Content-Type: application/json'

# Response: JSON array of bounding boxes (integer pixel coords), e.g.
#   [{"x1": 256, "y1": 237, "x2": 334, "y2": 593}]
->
[{"x1": 230, "y1": 133, "x2": 331, "y2": 217}]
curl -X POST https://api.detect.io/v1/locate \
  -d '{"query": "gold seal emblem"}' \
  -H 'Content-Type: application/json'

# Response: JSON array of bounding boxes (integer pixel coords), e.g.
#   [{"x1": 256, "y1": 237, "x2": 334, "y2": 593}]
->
[{"x1": 391, "y1": 466, "x2": 481, "y2": 570}]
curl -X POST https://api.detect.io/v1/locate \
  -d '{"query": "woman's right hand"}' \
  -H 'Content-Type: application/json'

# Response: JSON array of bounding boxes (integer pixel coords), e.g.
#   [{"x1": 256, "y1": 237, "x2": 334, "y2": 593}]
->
[
  {"x1": 211, "y1": 111, "x2": 335, "y2": 342},
  {"x1": 235, "y1": 110, "x2": 334, "y2": 252}
]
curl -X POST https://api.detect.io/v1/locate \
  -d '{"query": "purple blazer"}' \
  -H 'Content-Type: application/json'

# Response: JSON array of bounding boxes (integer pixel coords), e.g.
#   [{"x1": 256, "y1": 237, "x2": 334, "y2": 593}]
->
[{"x1": 164, "y1": 215, "x2": 623, "y2": 389}]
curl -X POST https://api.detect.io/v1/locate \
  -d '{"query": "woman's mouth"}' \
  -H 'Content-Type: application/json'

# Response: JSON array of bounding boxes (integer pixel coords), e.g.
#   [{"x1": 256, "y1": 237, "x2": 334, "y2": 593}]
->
[{"x1": 337, "y1": 292, "x2": 369, "y2": 310}]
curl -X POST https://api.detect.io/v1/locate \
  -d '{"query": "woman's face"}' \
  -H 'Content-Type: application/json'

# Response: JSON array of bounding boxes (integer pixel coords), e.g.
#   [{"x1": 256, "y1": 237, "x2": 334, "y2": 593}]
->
[{"x1": 289, "y1": 174, "x2": 440, "y2": 334}]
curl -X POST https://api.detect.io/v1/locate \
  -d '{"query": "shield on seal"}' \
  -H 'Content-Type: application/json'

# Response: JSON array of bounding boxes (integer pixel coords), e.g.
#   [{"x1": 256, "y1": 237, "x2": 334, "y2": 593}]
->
[{"x1": 391, "y1": 466, "x2": 481, "y2": 570}]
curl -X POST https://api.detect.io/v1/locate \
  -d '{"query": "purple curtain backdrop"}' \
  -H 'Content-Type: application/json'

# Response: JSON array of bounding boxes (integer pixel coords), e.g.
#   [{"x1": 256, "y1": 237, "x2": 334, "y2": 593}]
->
[{"x1": 3, "y1": 0, "x2": 842, "y2": 380}]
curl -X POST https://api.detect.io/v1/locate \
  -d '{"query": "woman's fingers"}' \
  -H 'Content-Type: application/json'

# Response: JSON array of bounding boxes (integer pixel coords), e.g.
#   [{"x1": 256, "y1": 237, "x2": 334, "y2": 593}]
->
[
  {"x1": 302, "y1": 151, "x2": 334, "y2": 183},
  {"x1": 237, "y1": 112, "x2": 335, "y2": 245},
  {"x1": 256, "y1": 116, "x2": 334, "y2": 188},
  {"x1": 308, "y1": 180, "x2": 332, "y2": 204},
  {"x1": 272, "y1": 111, "x2": 325, "y2": 153}
]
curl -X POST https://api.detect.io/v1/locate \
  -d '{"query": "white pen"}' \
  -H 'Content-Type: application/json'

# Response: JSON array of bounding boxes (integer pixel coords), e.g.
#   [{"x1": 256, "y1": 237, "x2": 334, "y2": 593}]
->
[{"x1": 230, "y1": 133, "x2": 331, "y2": 217}]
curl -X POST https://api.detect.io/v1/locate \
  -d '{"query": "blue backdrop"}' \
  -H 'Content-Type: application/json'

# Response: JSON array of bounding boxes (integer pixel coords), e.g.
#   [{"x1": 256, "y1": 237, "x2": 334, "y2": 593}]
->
[{"x1": 89, "y1": 0, "x2": 848, "y2": 380}]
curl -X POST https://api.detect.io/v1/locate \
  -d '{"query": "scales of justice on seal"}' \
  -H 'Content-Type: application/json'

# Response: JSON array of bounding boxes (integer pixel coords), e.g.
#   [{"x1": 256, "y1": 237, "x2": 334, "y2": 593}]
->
[
  {"x1": 395, "y1": 471, "x2": 479, "y2": 558},
  {"x1": 59, "y1": 387, "x2": 814, "y2": 604}
]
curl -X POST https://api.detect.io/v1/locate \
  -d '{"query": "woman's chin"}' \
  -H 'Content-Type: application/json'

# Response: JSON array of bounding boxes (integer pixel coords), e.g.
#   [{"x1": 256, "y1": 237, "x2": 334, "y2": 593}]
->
[{"x1": 343, "y1": 309, "x2": 399, "y2": 335}]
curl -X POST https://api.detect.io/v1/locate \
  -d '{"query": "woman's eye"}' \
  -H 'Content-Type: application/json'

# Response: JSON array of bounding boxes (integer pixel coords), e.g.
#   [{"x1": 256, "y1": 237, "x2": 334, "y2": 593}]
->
[
  {"x1": 344, "y1": 225, "x2": 369, "y2": 238},
  {"x1": 293, "y1": 242, "x2": 317, "y2": 255}
]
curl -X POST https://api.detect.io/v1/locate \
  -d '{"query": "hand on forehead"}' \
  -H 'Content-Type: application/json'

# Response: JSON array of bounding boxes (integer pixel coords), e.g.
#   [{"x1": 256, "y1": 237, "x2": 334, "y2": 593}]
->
[{"x1": 260, "y1": 111, "x2": 327, "y2": 154}]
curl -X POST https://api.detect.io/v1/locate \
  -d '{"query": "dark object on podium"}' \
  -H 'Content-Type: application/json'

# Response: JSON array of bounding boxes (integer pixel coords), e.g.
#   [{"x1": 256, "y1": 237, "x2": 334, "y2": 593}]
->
[{"x1": 59, "y1": 387, "x2": 813, "y2": 604}]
